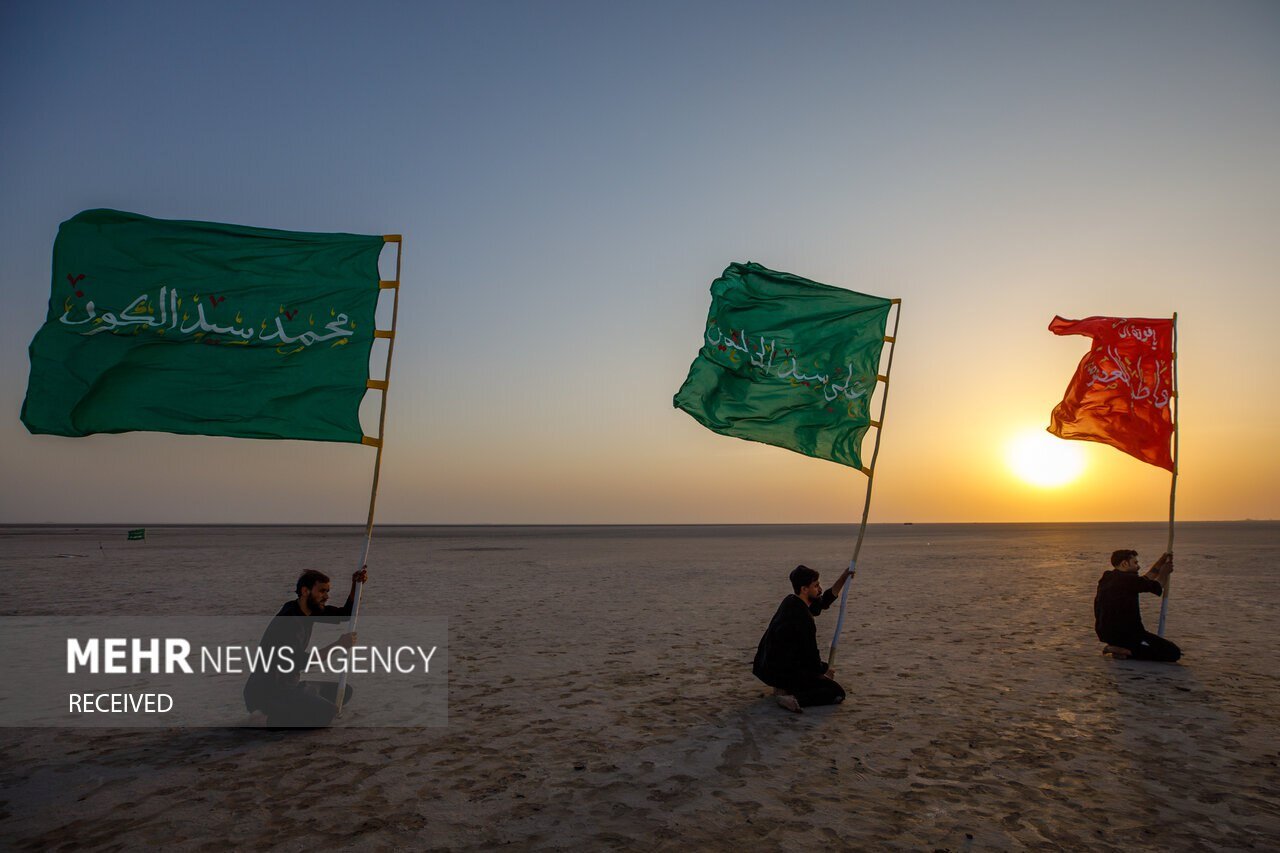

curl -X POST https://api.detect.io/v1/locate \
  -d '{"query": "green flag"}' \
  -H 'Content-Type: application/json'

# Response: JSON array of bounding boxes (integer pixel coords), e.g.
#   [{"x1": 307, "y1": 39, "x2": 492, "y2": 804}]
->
[
  {"x1": 21, "y1": 209, "x2": 384, "y2": 443},
  {"x1": 127, "y1": 528, "x2": 145, "y2": 540},
  {"x1": 673, "y1": 262, "x2": 891, "y2": 469}
]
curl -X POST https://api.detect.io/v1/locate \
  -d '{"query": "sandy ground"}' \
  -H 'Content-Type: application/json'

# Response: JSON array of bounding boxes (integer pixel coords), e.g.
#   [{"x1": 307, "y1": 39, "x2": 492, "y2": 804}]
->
[{"x1": 1, "y1": 522, "x2": 1277, "y2": 850}]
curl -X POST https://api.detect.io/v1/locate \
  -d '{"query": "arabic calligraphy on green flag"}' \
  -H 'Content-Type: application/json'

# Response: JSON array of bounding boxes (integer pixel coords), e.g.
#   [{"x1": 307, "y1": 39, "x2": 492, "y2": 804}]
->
[
  {"x1": 127, "y1": 529, "x2": 145, "y2": 541},
  {"x1": 21, "y1": 209, "x2": 384, "y2": 443},
  {"x1": 673, "y1": 262, "x2": 891, "y2": 469}
]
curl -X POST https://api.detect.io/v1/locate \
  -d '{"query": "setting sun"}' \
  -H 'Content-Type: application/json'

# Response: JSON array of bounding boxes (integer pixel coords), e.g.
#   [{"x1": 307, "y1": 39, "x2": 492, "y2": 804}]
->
[{"x1": 1007, "y1": 430, "x2": 1086, "y2": 488}]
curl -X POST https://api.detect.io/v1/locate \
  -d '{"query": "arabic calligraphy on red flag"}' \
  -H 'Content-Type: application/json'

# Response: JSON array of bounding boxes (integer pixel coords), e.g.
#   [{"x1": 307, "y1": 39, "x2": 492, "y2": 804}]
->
[{"x1": 1047, "y1": 315, "x2": 1175, "y2": 471}]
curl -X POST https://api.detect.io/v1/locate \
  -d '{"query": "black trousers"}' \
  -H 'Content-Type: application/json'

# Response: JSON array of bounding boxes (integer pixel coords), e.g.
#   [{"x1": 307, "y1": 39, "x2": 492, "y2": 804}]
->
[
  {"x1": 1110, "y1": 631, "x2": 1182, "y2": 662},
  {"x1": 780, "y1": 673, "x2": 846, "y2": 707},
  {"x1": 257, "y1": 681, "x2": 354, "y2": 727}
]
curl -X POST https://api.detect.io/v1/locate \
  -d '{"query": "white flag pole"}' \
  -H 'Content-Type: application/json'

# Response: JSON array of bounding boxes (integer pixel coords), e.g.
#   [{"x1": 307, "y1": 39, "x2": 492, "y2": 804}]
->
[
  {"x1": 336, "y1": 234, "x2": 402, "y2": 715},
  {"x1": 828, "y1": 298, "x2": 901, "y2": 668},
  {"x1": 1157, "y1": 312, "x2": 1178, "y2": 637}
]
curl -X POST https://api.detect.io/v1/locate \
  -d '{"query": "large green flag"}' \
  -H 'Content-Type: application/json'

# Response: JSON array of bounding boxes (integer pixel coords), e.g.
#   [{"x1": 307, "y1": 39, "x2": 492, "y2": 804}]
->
[
  {"x1": 21, "y1": 209, "x2": 384, "y2": 443},
  {"x1": 673, "y1": 262, "x2": 891, "y2": 469}
]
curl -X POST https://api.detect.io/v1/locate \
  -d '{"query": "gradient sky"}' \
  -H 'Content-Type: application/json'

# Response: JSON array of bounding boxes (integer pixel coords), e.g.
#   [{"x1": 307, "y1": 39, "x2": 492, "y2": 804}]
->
[{"x1": 2, "y1": 1, "x2": 1277, "y2": 524}]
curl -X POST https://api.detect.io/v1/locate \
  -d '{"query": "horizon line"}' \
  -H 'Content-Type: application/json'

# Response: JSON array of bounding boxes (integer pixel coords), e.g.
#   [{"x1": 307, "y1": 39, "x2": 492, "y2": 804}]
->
[{"x1": 2, "y1": 519, "x2": 1275, "y2": 528}]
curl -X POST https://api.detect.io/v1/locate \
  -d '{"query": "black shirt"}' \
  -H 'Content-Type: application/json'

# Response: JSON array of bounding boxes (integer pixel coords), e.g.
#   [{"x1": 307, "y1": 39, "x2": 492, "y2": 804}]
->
[
  {"x1": 1094, "y1": 570, "x2": 1162, "y2": 643},
  {"x1": 244, "y1": 597, "x2": 353, "y2": 708},
  {"x1": 752, "y1": 589, "x2": 837, "y2": 687}
]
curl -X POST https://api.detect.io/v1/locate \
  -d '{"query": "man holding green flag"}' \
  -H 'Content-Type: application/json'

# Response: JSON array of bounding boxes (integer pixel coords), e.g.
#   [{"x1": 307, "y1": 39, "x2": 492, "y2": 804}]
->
[
  {"x1": 674, "y1": 262, "x2": 900, "y2": 710},
  {"x1": 22, "y1": 208, "x2": 399, "y2": 725}
]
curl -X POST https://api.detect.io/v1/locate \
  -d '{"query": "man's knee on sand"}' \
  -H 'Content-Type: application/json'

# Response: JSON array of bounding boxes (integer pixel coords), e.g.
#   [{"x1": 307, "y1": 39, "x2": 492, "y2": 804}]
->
[
  {"x1": 262, "y1": 682, "x2": 354, "y2": 727},
  {"x1": 1132, "y1": 637, "x2": 1181, "y2": 663},
  {"x1": 1105, "y1": 634, "x2": 1182, "y2": 663},
  {"x1": 788, "y1": 674, "x2": 845, "y2": 707}
]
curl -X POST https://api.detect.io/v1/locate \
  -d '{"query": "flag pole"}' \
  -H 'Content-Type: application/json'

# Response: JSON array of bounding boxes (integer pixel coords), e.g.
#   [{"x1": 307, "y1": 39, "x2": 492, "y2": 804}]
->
[
  {"x1": 828, "y1": 298, "x2": 901, "y2": 667},
  {"x1": 1157, "y1": 311, "x2": 1178, "y2": 637},
  {"x1": 336, "y1": 234, "x2": 402, "y2": 714}
]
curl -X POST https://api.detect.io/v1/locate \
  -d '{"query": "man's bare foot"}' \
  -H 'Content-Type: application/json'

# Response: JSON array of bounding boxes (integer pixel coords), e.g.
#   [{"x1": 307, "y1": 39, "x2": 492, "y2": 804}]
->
[
  {"x1": 1103, "y1": 644, "x2": 1132, "y2": 659},
  {"x1": 776, "y1": 694, "x2": 802, "y2": 713}
]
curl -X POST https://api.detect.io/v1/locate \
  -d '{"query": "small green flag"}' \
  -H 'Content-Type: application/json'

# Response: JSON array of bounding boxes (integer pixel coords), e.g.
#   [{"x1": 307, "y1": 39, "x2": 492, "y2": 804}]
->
[
  {"x1": 21, "y1": 209, "x2": 384, "y2": 443},
  {"x1": 673, "y1": 262, "x2": 891, "y2": 469},
  {"x1": 127, "y1": 529, "x2": 145, "y2": 540}
]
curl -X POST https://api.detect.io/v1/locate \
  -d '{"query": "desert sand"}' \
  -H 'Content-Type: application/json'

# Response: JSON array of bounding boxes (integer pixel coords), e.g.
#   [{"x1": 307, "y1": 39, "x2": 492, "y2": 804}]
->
[{"x1": 1, "y1": 522, "x2": 1277, "y2": 850}]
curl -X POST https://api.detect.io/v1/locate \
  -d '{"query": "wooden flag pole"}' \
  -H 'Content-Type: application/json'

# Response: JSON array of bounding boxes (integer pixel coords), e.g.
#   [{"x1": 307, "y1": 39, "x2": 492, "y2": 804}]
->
[
  {"x1": 828, "y1": 298, "x2": 901, "y2": 667},
  {"x1": 1157, "y1": 311, "x2": 1178, "y2": 637},
  {"x1": 336, "y1": 234, "x2": 402, "y2": 714}
]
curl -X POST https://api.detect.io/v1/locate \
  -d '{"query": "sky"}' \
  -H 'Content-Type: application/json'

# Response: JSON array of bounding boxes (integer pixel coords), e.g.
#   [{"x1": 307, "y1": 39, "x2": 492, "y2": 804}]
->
[{"x1": 1, "y1": 0, "x2": 1277, "y2": 525}]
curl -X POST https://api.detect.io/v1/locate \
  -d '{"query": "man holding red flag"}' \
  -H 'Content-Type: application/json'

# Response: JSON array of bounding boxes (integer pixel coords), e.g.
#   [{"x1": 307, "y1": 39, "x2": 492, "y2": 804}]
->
[
  {"x1": 1048, "y1": 314, "x2": 1183, "y2": 648},
  {"x1": 1094, "y1": 550, "x2": 1180, "y2": 662}
]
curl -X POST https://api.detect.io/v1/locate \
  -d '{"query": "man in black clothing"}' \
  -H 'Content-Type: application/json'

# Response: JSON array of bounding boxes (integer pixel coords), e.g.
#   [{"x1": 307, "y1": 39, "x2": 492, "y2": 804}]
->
[
  {"x1": 1094, "y1": 549, "x2": 1180, "y2": 662},
  {"x1": 753, "y1": 564, "x2": 852, "y2": 712},
  {"x1": 244, "y1": 566, "x2": 368, "y2": 726}
]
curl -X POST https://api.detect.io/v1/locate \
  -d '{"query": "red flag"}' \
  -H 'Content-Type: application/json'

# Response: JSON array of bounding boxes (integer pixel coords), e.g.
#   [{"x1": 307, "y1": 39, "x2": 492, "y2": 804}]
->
[{"x1": 1048, "y1": 315, "x2": 1175, "y2": 471}]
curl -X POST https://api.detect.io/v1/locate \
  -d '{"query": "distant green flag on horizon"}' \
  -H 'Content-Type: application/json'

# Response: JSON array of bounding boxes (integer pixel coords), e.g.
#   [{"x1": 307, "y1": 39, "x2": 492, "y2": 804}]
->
[
  {"x1": 673, "y1": 262, "x2": 892, "y2": 469},
  {"x1": 127, "y1": 528, "x2": 145, "y2": 541},
  {"x1": 21, "y1": 209, "x2": 384, "y2": 443}
]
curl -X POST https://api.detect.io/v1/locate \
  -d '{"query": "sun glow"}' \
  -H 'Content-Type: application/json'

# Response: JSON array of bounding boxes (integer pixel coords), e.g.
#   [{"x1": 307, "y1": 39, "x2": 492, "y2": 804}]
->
[{"x1": 1007, "y1": 430, "x2": 1085, "y2": 488}]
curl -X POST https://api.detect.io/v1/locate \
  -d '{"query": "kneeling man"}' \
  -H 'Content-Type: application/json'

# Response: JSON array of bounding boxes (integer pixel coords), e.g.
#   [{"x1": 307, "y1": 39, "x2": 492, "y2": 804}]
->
[
  {"x1": 244, "y1": 566, "x2": 368, "y2": 726},
  {"x1": 1094, "y1": 550, "x2": 1180, "y2": 662},
  {"x1": 753, "y1": 564, "x2": 851, "y2": 712}
]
